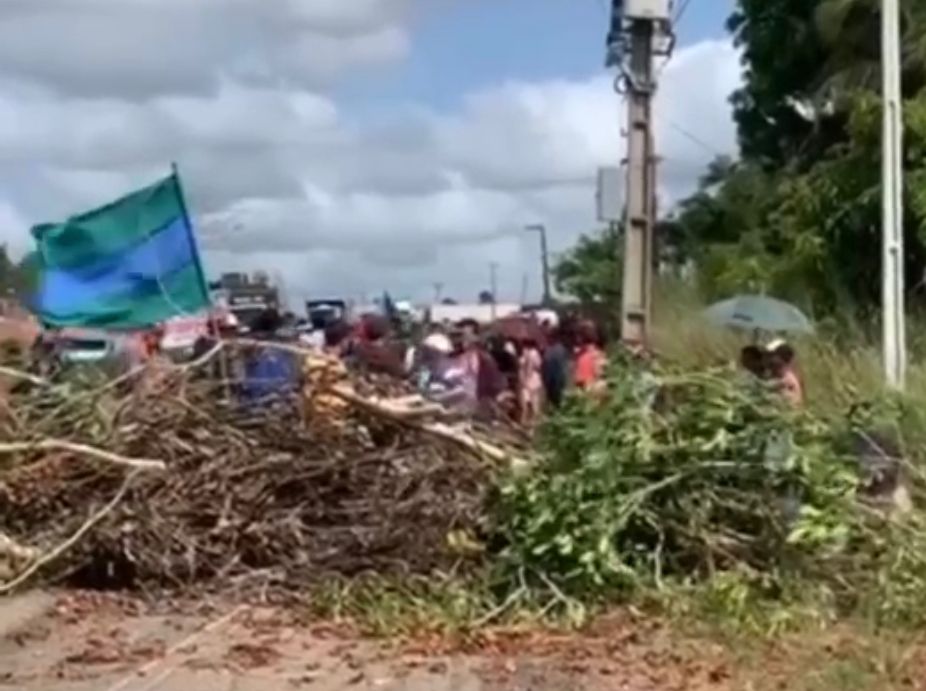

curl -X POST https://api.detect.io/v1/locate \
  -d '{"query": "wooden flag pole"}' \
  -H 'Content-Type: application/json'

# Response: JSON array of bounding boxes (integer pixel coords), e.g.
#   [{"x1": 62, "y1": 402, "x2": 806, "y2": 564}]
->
[{"x1": 170, "y1": 162, "x2": 231, "y2": 398}]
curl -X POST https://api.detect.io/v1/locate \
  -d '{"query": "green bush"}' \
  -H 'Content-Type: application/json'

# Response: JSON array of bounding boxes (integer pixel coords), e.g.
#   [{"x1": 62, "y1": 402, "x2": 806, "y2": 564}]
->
[{"x1": 491, "y1": 355, "x2": 926, "y2": 627}]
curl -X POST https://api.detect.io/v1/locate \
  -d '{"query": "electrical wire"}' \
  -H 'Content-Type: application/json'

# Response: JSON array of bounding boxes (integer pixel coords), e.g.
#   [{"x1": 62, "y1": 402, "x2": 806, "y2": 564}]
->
[
  {"x1": 673, "y1": 0, "x2": 695, "y2": 26},
  {"x1": 667, "y1": 120, "x2": 726, "y2": 157}
]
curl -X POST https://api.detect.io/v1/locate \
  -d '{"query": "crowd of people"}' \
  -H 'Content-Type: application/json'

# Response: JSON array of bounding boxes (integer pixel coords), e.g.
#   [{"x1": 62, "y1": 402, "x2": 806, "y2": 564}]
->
[
  {"x1": 195, "y1": 307, "x2": 609, "y2": 424},
  {"x1": 12, "y1": 307, "x2": 610, "y2": 427},
  {"x1": 310, "y1": 312, "x2": 610, "y2": 424},
  {"x1": 23, "y1": 304, "x2": 809, "y2": 425}
]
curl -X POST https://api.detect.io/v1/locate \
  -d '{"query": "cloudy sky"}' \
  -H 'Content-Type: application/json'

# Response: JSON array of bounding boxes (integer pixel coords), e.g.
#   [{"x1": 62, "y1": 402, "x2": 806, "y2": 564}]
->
[{"x1": 0, "y1": 0, "x2": 740, "y2": 306}]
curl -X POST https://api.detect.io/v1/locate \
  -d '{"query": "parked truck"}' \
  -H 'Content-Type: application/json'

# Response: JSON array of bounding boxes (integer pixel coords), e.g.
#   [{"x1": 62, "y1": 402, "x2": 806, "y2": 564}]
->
[{"x1": 211, "y1": 272, "x2": 280, "y2": 332}]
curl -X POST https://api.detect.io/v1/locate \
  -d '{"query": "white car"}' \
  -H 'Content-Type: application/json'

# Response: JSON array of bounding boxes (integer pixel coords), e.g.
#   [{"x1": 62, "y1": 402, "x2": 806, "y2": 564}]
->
[{"x1": 51, "y1": 328, "x2": 142, "y2": 368}]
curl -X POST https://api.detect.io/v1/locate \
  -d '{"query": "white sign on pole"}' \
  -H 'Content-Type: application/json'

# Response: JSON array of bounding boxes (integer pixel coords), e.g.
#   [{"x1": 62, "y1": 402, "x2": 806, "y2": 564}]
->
[{"x1": 596, "y1": 166, "x2": 624, "y2": 222}]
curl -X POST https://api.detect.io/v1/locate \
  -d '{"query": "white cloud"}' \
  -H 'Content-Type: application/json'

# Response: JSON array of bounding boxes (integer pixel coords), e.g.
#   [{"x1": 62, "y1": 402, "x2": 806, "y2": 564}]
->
[
  {"x1": 0, "y1": 201, "x2": 30, "y2": 255},
  {"x1": 0, "y1": 0, "x2": 413, "y2": 98},
  {"x1": 436, "y1": 78, "x2": 620, "y2": 190},
  {"x1": 0, "y1": 26, "x2": 740, "y2": 304}
]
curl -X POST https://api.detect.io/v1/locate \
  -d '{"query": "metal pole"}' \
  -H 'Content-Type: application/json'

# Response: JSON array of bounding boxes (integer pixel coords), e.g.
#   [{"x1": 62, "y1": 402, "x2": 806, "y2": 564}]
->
[
  {"x1": 526, "y1": 224, "x2": 552, "y2": 306},
  {"x1": 490, "y1": 262, "x2": 498, "y2": 320},
  {"x1": 540, "y1": 227, "x2": 552, "y2": 306},
  {"x1": 882, "y1": 0, "x2": 905, "y2": 388},
  {"x1": 649, "y1": 135, "x2": 660, "y2": 279},
  {"x1": 619, "y1": 21, "x2": 655, "y2": 345}
]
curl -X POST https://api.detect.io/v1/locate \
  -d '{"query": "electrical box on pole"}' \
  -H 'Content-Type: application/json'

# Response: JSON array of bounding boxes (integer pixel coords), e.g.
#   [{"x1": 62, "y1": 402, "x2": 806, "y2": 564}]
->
[
  {"x1": 606, "y1": 0, "x2": 673, "y2": 345},
  {"x1": 596, "y1": 167, "x2": 624, "y2": 223},
  {"x1": 624, "y1": 0, "x2": 671, "y2": 21}
]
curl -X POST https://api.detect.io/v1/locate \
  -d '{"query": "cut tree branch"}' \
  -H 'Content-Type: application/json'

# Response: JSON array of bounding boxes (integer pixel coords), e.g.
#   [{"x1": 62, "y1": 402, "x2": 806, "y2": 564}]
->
[
  {"x1": 0, "y1": 366, "x2": 49, "y2": 387},
  {"x1": 0, "y1": 440, "x2": 165, "y2": 471}
]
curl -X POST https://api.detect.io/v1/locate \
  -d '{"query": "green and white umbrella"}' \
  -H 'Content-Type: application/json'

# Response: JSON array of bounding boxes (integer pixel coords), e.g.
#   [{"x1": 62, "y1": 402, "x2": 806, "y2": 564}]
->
[{"x1": 704, "y1": 295, "x2": 814, "y2": 335}]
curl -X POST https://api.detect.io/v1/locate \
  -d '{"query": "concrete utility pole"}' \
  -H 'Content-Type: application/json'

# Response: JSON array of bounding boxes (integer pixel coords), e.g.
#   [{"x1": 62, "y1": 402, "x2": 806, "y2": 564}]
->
[
  {"x1": 607, "y1": 0, "x2": 673, "y2": 345},
  {"x1": 882, "y1": 0, "x2": 906, "y2": 388},
  {"x1": 525, "y1": 224, "x2": 552, "y2": 306}
]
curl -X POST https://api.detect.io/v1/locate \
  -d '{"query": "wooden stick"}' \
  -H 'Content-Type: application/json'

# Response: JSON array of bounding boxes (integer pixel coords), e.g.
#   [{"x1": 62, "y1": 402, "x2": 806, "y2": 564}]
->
[
  {"x1": 419, "y1": 421, "x2": 514, "y2": 464},
  {"x1": 176, "y1": 341, "x2": 224, "y2": 371},
  {"x1": 0, "y1": 440, "x2": 165, "y2": 471},
  {"x1": 0, "y1": 470, "x2": 140, "y2": 594},
  {"x1": 330, "y1": 384, "x2": 522, "y2": 464},
  {"x1": 330, "y1": 384, "x2": 445, "y2": 421},
  {"x1": 0, "y1": 366, "x2": 48, "y2": 387}
]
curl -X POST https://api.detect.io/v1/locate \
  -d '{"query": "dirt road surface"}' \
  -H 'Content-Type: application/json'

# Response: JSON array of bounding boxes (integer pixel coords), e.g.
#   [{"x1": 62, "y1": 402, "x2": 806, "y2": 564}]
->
[{"x1": 0, "y1": 591, "x2": 728, "y2": 691}]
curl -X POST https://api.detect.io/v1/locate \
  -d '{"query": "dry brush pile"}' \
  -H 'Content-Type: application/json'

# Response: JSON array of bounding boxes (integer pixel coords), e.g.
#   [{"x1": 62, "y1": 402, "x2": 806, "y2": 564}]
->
[{"x1": 0, "y1": 354, "x2": 491, "y2": 599}]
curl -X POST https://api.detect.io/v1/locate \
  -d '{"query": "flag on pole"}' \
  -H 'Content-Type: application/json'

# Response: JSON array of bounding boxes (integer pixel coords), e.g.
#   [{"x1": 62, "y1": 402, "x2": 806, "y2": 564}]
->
[{"x1": 30, "y1": 171, "x2": 211, "y2": 329}]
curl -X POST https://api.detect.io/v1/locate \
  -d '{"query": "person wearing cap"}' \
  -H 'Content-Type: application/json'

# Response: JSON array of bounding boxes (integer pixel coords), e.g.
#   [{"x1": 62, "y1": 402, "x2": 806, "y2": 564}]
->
[
  {"x1": 425, "y1": 328, "x2": 479, "y2": 413},
  {"x1": 408, "y1": 331, "x2": 453, "y2": 393},
  {"x1": 766, "y1": 339, "x2": 803, "y2": 407}
]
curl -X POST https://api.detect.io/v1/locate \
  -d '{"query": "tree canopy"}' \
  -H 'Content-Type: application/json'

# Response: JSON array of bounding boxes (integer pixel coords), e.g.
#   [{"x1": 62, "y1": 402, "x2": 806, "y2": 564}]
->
[
  {"x1": 555, "y1": 0, "x2": 926, "y2": 320},
  {"x1": 553, "y1": 223, "x2": 621, "y2": 307}
]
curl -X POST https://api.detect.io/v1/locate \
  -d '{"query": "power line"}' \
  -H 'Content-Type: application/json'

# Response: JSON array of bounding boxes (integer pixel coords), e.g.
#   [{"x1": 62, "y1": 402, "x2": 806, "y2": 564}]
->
[
  {"x1": 674, "y1": 0, "x2": 695, "y2": 26},
  {"x1": 667, "y1": 120, "x2": 725, "y2": 157}
]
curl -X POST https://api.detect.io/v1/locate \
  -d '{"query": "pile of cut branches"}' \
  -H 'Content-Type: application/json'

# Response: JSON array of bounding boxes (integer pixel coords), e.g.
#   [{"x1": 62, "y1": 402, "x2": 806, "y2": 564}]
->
[
  {"x1": 492, "y1": 354, "x2": 926, "y2": 624},
  {"x1": 0, "y1": 355, "x2": 491, "y2": 599}
]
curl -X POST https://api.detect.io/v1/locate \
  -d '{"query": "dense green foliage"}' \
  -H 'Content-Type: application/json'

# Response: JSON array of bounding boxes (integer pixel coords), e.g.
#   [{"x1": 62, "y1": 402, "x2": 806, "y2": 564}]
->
[
  {"x1": 552, "y1": 223, "x2": 621, "y2": 306},
  {"x1": 494, "y1": 360, "x2": 846, "y2": 591},
  {"x1": 700, "y1": 0, "x2": 926, "y2": 313},
  {"x1": 492, "y1": 356, "x2": 926, "y2": 628},
  {"x1": 554, "y1": 1, "x2": 926, "y2": 319}
]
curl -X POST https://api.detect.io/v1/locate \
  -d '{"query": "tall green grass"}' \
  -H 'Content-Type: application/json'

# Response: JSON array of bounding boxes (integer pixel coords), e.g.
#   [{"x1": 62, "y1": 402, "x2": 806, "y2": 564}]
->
[
  {"x1": 651, "y1": 281, "x2": 926, "y2": 420},
  {"x1": 648, "y1": 279, "x2": 926, "y2": 499}
]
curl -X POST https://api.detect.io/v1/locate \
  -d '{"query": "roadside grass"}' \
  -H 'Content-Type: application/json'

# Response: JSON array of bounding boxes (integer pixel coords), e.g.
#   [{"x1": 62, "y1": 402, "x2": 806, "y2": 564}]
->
[
  {"x1": 306, "y1": 575, "x2": 501, "y2": 638},
  {"x1": 652, "y1": 282, "x2": 926, "y2": 453},
  {"x1": 308, "y1": 575, "x2": 926, "y2": 691},
  {"x1": 726, "y1": 623, "x2": 924, "y2": 691},
  {"x1": 644, "y1": 287, "x2": 926, "y2": 688}
]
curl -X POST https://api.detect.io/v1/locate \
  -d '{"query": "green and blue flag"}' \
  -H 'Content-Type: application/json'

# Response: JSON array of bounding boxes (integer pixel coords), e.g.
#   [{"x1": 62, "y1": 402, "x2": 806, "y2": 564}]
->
[{"x1": 30, "y1": 172, "x2": 211, "y2": 329}]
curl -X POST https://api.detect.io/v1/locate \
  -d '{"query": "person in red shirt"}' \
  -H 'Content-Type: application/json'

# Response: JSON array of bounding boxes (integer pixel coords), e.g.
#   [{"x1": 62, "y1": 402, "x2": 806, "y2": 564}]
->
[
  {"x1": 351, "y1": 315, "x2": 405, "y2": 378},
  {"x1": 574, "y1": 320, "x2": 606, "y2": 391}
]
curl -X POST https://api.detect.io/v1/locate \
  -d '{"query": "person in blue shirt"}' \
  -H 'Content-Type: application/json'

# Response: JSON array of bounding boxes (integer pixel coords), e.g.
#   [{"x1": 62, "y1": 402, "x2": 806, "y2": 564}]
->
[{"x1": 241, "y1": 309, "x2": 300, "y2": 407}]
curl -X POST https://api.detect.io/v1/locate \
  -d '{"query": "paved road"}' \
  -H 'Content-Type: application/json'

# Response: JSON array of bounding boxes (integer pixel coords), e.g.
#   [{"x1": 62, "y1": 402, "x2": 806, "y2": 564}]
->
[{"x1": 0, "y1": 592, "x2": 628, "y2": 691}]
